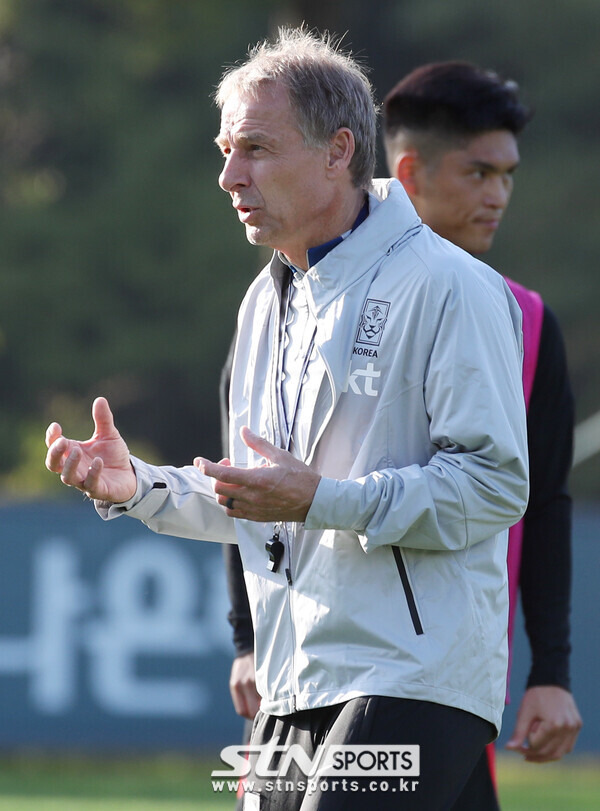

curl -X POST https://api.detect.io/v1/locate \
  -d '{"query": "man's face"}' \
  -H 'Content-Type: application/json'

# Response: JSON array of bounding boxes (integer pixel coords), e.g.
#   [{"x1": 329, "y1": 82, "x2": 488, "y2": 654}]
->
[
  {"x1": 411, "y1": 130, "x2": 520, "y2": 254},
  {"x1": 216, "y1": 82, "x2": 337, "y2": 269}
]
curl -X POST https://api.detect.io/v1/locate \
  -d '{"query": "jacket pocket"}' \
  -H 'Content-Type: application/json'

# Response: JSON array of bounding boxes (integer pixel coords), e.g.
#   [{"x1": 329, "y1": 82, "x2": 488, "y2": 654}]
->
[{"x1": 392, "y1": 547, "x2": 424, "y2": 635}]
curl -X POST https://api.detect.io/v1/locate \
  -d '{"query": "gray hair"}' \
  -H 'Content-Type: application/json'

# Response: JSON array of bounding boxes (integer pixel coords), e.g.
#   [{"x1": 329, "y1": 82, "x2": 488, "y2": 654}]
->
[{"x1": 215, "y1": 27, "x2": 378, "y2": 190}]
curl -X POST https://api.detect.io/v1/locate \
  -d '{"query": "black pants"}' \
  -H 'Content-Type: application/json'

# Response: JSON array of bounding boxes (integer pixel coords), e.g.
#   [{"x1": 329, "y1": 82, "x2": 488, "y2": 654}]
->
[
  {"x1": 241, "y1": 696, "x2": 495, "y2": 810},
  {"x1": 450, "y1": 749, "x2": 500, "y2": 810}
]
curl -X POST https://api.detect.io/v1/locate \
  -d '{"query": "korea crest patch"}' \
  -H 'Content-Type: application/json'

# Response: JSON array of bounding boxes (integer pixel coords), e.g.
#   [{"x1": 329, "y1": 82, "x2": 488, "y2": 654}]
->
[{"x1": 356, "y1": 299, "x2": 390, "y2": 346}]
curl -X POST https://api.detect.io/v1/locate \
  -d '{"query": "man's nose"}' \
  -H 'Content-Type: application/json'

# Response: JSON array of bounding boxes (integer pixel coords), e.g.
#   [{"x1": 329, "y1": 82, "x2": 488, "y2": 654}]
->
[
  {"x1": 483, "y1": 175, "x2": 513, "y2": 209},
  {"x1": 219, "y1": 152, "x2": 248, "y2": 193}
]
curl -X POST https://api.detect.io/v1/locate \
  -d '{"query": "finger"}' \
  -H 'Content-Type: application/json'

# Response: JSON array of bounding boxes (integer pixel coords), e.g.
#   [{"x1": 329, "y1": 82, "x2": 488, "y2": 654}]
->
[
  {"x1": 526, "y1": 730, "x2": 559, "y2": 760},
  {"x1": 45, "y1": 422, "x2": 63, "y2": 449},
  {"x1": 81, "y1": 457, "x2": 104, "y2": 497},
  {"x1": 231, "y1": 679, "x2": 260, "y2": 721},
  {"x1": 215, "y1": 489, "x2": 244, "y2": 515},
  {"x1": 240, "y1": 426, "x2": 282, "y2": 464},
  {"x1": 523, "y1": 741, "x2": 564, "y2": 763},
  {"x1": 526, "y1": 724, "x2": 578, "y2": 762},
  {"x1": 196, "y1": 457, "x2": 255, "y2": 485},
  {"x1": 91, "y1": 396, "x2": 118, "y2": 440},
  {"x1": 60, "y1": 445, "x2": 84, "y2": 487},
  {"x1": 194, "y1": 456, "x2": 232, "y2": 468},
  {"x1": 231, "y1": 686, "x2": 252, "y2": 720},
  {"x1": 554, "y1": 729, "x2": 579, "y2": 758},
  {"x1": 240, "y1": 688, "x2": 260, "y2": 721},
  {"x1": 246, "y1": 685, "x2": 261, "y2": 720},
  {"x1": 45, "y1": 436, "x2": 69, "y2": 473},
  {"x1": 505, "y1": 721, "x2": 530, "y2": 752},
  {"x1": 521, "y1": 725, "x2": 573, "y2": 762}
]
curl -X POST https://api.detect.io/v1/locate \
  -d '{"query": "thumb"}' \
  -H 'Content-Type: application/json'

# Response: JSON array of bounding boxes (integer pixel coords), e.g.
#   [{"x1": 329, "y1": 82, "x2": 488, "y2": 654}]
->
[
  {"x1": 91, "y1": 396, "x2": 119, "y2": 440},
  {"x1": 506, "y1": 711, "x2": 533, "y2": 750},
  {"x1": 240, "y1": 426, "x2": 281, "y2": 464}
]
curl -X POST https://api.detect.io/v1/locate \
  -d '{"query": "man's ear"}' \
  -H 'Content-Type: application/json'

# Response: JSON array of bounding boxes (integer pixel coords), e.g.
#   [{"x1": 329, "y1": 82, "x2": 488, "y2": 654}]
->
[
  {"x1": 393, "y1": 151, "x2": 419, "y2": 196},
  {"x1": 327, "y1": 128, "x2": 356, "y2": 176}
]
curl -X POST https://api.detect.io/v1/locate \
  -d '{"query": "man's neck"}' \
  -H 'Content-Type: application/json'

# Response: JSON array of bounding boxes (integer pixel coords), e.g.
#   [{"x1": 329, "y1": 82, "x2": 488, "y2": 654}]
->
[{"x1": 283, "y1": 188, "x2": 367, "y2": 270}]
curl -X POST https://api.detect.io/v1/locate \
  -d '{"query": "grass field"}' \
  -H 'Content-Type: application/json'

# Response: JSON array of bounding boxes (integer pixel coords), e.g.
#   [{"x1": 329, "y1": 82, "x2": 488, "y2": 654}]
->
[
  {"x1": 0, "y1": 753, "x2": 598, "y2": 810},
  {"x1": 496, "y1": 755, "x2": 600, "y2": 811}
]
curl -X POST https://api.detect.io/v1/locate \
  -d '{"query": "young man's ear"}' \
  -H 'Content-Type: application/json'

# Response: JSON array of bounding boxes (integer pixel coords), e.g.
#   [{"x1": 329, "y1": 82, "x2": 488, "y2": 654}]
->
[{"x1": 392, "y1": 151, "x2": 419, "y2": 196}]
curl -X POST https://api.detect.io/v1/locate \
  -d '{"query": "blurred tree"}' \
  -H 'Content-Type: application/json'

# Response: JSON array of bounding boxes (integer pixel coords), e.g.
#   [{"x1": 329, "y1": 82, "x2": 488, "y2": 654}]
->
[{"x1": 0, "y1": 0, "x2": 274, "y2": 494}]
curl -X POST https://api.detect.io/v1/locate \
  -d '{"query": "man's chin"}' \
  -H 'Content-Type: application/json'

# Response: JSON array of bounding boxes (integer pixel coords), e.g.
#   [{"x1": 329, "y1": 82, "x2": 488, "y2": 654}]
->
[
  {"x1": 464, "y1": 234, "x2": 495, "y2": 255},
  {"x1": 244, "y1": 225, "x2": 269, "y2": 247}
]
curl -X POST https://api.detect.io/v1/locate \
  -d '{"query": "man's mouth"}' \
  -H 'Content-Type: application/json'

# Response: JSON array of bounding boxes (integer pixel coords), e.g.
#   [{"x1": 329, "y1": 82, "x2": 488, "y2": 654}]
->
[
  {"x1": 475, "y1": 215, "x2": 502, "y2": 230},
  {"x1": 235, "y1": 204, "x2": 259, "y2": 223}
]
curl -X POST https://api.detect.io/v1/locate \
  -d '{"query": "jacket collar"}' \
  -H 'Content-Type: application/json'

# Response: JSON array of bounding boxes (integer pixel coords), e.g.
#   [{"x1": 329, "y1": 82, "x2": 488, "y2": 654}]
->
[
  {"x1": 268, "y1": 179, "x2": 421, "y2": 304},
  {"x1": 304, "y1": 179, "x2": 421, "y2": 313}
]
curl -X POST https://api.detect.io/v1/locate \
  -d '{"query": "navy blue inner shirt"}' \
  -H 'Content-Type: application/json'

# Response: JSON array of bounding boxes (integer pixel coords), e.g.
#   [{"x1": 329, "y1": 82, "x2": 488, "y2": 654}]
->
[{"x1": 305, "y1": 197, "x2": 369, "y2": 268}]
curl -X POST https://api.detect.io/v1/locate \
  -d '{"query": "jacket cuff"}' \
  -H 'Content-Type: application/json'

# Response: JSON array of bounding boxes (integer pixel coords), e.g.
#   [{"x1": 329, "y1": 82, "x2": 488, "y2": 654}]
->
[
  {"x1": 305, "y1": 477, "x2": 343, "y2": 528},
  {"x1": 305, "y1": 476, "x2": 373, "y2": 549},
  {"x1": 94, "y1": 456, "x2": 169, "y2": 521}
]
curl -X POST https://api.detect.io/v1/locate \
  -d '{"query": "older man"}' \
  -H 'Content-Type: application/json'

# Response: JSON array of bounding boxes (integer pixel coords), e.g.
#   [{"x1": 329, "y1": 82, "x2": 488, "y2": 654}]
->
[{"x1": 46, "y1": 29, "x2": 528, "y2": 810}]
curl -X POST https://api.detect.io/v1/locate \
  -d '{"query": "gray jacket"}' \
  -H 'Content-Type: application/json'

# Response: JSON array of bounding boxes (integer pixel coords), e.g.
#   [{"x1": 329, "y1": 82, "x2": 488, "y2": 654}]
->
[{"x1": 102, "y1": 179, "x2": 528, "y2": 733}]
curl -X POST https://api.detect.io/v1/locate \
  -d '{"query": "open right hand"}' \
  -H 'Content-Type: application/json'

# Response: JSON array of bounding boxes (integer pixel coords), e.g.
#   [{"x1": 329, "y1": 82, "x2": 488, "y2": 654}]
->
[{"x1": 45, "y1": 396, "x2": 137, "y2": 503}]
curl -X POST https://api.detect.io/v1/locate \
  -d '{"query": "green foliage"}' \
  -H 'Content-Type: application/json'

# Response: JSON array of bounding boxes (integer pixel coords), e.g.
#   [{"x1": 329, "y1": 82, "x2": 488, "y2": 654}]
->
[{"x1": 0, "y1": 0, "x2": 271, "y2": 485}]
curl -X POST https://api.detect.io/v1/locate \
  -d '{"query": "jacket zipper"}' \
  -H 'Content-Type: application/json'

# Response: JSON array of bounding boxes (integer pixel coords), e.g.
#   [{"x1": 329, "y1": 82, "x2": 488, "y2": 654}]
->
[
  {"x1": 392, "y1": 547, "x2": 424, "y2": 636},
  {"x1": 282, "y1": 522, "x2": 298, "y2": 712}
]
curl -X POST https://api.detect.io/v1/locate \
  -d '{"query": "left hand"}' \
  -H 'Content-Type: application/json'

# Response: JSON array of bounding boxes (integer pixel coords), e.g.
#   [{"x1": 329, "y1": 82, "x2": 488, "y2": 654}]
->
[
  {"x1": 505, "y1": 685, "x2": 583, "y2": 762},
  {"x1": 229, "y1": 652, "x2": 261, "y2": 721},
  {"x1": 194, "y1": 426, "x2": 321, "y2": 523}
]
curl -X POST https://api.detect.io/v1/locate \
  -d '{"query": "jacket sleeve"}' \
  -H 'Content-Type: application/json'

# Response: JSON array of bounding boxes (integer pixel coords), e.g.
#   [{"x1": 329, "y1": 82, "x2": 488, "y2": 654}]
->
[
  {"x1": 305, "y1": 274, "x2": 529, "y2": 553},
  {"x1": 96, "y1": 456, "x2": 238, "y2": 544}
]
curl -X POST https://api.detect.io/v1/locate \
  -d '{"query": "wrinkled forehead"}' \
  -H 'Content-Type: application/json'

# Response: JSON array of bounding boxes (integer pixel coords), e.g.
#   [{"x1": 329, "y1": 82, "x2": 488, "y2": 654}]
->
[
  {"x1": 218, "y1": 82, "x2": 298, "y2": 141},
  {"x1": 219, "y1": 75, "x2": 291, "y2": 118}
]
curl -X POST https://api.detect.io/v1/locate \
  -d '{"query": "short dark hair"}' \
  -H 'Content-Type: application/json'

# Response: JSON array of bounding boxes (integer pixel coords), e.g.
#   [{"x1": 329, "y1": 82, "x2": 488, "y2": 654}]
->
[{"x1": 383, "y1": 61, "x2": 532, "y2": 167}]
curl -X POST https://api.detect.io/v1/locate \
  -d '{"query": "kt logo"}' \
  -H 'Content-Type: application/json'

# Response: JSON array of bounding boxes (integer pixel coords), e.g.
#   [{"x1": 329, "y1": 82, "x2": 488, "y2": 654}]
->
[{"x1": 343, "y1": 362, "x2": 381, "y2": 397}]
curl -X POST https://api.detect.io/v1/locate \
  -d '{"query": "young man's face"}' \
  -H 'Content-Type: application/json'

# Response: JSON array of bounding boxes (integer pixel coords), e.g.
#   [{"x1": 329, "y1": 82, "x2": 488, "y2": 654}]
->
[
  {"x1": 216, "y1": 82, "x2": 339, "y2": 269},
  {"x1": 410, "y1": 130, "x2": 520, "y2": 255}
]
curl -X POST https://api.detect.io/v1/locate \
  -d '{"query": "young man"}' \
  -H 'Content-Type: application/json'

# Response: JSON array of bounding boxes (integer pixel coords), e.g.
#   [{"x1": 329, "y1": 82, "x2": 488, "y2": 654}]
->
[
  {"x1": 383, "y1": 61, "x2": 582, "y2": 807},
  {"x1": 46, "y1": 33, "x2": 528, "y2": 810}
]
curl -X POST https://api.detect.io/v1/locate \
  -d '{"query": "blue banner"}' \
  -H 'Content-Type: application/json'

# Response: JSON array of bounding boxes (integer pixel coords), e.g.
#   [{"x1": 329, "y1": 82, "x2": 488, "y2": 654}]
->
[
  {"x1": 0, "y1": 501, "x2": 242, "y2": 750},
  {"x1": 1, "y1": 500, "x2": 598, "y2": 752}
]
